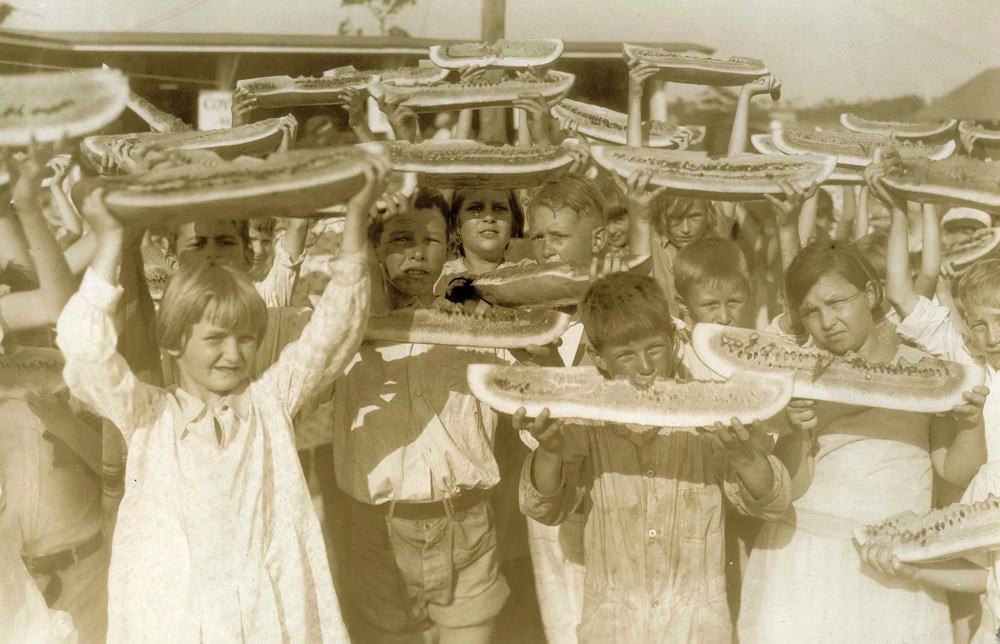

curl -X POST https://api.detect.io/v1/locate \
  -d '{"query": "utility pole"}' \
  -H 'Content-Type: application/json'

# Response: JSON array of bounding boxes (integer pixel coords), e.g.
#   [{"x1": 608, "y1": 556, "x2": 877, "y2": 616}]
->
[{"x1": 479, "y1": 0, "x2": 507, "y2": 143}]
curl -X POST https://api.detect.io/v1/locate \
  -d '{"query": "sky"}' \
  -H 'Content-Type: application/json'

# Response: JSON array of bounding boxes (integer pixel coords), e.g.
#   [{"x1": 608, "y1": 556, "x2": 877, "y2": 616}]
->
[{"x1": 9, "y1": 0, "x2": 1000, "y2": 104}]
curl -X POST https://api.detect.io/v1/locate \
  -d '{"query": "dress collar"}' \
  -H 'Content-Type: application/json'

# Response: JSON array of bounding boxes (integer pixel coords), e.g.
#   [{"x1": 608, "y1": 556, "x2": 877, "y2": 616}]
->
[{"x1": 172, "y1": 385, "x2": 252, "y2": 429}]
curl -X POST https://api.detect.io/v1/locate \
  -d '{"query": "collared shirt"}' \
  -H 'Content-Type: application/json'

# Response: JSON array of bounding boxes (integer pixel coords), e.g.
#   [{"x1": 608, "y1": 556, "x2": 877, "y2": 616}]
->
[
  {"x1": 520, "y1": 423, "x2": 791, "y2": 644},
  {"x1": 254, "y1": 231, "x2": 304, "y2": 309},
  {"x1": 333, "y1": 341, "x2": 509, "y2": 504},
  {"x1": 895, "y1": 295, "x2": 1000, "y2": 460},
  {"x1": 55, "y1": 254, "x2": 368, "y2": 644}
]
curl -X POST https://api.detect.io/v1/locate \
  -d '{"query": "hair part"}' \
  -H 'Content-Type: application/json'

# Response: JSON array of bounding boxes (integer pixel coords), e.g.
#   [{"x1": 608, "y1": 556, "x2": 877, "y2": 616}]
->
[
  {"x1": 448, "y1": 189, "x2": 525, "y2": 256},
  {"x1": 579, "y1": 272, "x2": 674, "y2": 351},
  {"x1": 157, "y1": 262, "x2": 268, "y2": 353},
  {"x1": 368, "y1": 186, "x2": 449, "y2": 248},
  {"x1": 674, "y1": 238, "x2": 750, "y2": 299},
  {"x1": 785, "y1": 240, "x2": 883, "y2": 313}
]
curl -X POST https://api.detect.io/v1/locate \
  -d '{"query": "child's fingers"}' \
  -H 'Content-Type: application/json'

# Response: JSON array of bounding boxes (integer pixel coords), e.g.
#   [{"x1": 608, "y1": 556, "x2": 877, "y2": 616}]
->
[
  {"x1": 511, "y1": 407, "x2": 527, "y2": 431},
  {"x1": 730, "y1": 417, "x2": 751, "y2": 441}
]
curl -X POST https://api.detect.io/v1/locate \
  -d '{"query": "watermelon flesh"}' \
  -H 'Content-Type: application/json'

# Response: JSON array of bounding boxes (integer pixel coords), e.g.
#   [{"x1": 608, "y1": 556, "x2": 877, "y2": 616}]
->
[
  {"x1": 0, "y1": 347, "x2": 66, "y2": 399},
  {"x1": 430, "y1": 39, "x2": 564, "y2": 69},
  {"x1": 551, "y1": 98, "x2": 691, "y2": 148},
  {"x1": 880, "y1": 153, "x2": 1000, "y2": 213},
  {"x1": 839, "y1": 113, "x2": 958, "y2": 140},
  {"x1": 378, "y1": 71, "x2": 575, "y2": 113},
  {"x1": 772, "y1": 127, "x2": 956, "y2": 167},
  {"x1": 467, "y1": 365, "x2": 793, "y2": 428}
]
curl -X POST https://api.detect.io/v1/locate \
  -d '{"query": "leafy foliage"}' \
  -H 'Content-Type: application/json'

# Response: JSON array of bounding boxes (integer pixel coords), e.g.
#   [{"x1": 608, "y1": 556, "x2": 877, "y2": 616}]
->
[{"x1": 340, "y1": 0, "x2": 416, "y2": 35}]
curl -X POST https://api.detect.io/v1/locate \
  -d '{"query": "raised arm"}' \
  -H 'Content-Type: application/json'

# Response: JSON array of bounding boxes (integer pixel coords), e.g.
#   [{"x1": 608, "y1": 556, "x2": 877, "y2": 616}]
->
[
  {"x1": 512, "y1": 93, "x2": 553, "y2": 146},
  {"x1": 727, "y1": 75, "x2": 781, "y2": 156},
  {"x1": 914, "y1": 203, "x2": 940, "y2": 299},
  {"x1": 254, "y1": 220, "x2": 308, "y2": 308},
  {"x1": 867, "y1": 160, "x2": 918, "y2": 317},
  {"x1": 341, "y1": 88, "x2": 376, "y2": 143},
  {"x1": 47, "y1": 155, "x2": 83, "y2": 238}
]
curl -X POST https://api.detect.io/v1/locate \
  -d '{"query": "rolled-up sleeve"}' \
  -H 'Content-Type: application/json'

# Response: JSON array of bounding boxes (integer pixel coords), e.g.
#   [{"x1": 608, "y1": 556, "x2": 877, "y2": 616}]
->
[
  {"x1": 254, "y1": 231, "x2": 304, "y2": 308},
  {"x1": 518, "y1": 448, "x2": 585, "y2": 526},
  {"x1": 895, "y1": 295, "x2": 975, "y2": 366},
  {"x1": 724, "y1": 454, "x2": 791, "y2": 522}
]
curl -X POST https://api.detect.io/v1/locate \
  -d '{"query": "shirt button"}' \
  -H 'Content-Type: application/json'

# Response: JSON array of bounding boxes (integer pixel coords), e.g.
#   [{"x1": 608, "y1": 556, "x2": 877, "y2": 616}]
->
[
  {"x1": 415, "y1": 390, "x2": 422, "y2": 398},
  {"x1": 645, "y1": 470, "x2": 654, "y2": 477},
  {"x1": 651, "y1": 600, "x2": 659, "y2": 608},
  {"x1": 648, "y1": 529, "x2": 657, "y2": 538}
]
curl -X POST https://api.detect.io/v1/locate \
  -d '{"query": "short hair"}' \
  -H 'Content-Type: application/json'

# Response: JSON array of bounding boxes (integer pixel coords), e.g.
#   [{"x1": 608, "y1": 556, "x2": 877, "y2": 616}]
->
[
  {"x1": 957, "y1": 257, "x2": 1000, "y2": 313},
  {"x1": 674, "y1": 238, "x2": 750, "y2": 299},
  {"x1": 854, "y1": 232, "x2": 888, "y2": 278},
  {"x1": 166, "y1": 219, "x2": 251, "y2": 256},
  {"x1": 249, "y1": 217, "x2": 277, "y2": 238},
  {"x1": 157, "y1": 262, "x2": 268, "y2": 353},
  {"x1": 785, "y1": 240, "x2": 882, "y2": 313},
  {"x1": 579, "y1": 272, "x2": 674, "y2": 351},
  {"x1": 529, "y1": 175, "x2": 605, "y2": 226},
  {"x1": 447, "y1": 189, "x2": 525, "y2": 256},
  {"x1": 592, "y1": 173, "x2": 626, "y2": 223},
  {"x1": 367, "y1": 186, "x2": 449, "y2": 248},
  {"x1": 651, "y1": 196, "x2": 717, "y2": 238}
]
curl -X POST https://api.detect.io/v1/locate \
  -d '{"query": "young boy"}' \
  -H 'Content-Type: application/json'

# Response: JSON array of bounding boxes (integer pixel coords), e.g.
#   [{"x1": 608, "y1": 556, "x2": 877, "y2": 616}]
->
[
  {"x1": 331, "y1": 187, "x2": 510, "y2": 644},
  {"x1": 673, "y1": 238, "x2": 752, "y2": 330},
  {"x1": 516, "y1": 271, "x2": 792, "y2": 644},
  {"x1": 941, "y1": 207, "x2": 992, "y2": 253}
]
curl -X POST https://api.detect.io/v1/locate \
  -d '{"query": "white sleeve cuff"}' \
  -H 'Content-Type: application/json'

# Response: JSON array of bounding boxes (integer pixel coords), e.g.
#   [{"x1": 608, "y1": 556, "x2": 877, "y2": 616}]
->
[{"x1": 79, "y1": 268, "x2": 124, "y2": 312}]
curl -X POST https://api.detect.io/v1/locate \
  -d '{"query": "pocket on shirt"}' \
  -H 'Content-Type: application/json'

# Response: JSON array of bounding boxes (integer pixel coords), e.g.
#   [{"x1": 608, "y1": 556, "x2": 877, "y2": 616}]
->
[{"x1": 678, "y1": 484, "x2": 724, "y2": 541}]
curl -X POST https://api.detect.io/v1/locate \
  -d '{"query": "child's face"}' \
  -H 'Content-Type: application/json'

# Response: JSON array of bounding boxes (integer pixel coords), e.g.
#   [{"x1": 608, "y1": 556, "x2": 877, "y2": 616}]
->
[
  {"x1": 797, "y1": 273, "x2": 876, "y2": 355},
  {"x1": 604, "y1": 214, "x2": 630, "y2": 250},
  {"x1": 377, "y1": 208, "x2": 448, "y2": 297},
  {"x1": 942, "y1": 224, "x2": 981, "y2": 252},
  {"x1": 666, "y1": 209, "x2": 709, "y2": 249},
  {"x1": 173, "y1": 317, "x2": 257, "y2": 396},
  {"x1": 592, "y1": 331, "x2": 675, "y2": 389},
  {"x1": 457, "y1": 190, "x2": 514, "y2": 262},
  {"x1": 175, "y1": 221, "x2": 251, "y2": 272},
  {"x1": 962, "y1": 301, "x2": 1000, "y2": 369},
  {"x1": 531, "y1": 206, "x2": 603, "y2": 265},
  {"x1": 248, "y1": 226, "x2": 275, "y2": 275},
  {"x1": 684, "y1": 280, "x2": 751, "y2": 327}
]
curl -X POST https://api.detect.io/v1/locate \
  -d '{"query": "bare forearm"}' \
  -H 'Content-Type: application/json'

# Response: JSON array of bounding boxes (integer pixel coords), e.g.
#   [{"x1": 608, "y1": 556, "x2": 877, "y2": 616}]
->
[
  {"x1": 886, "y1": 208, "x2": 919, "y2": 317},
  {"x1": 626, "y1": 77, "x2": 644, "y2": 147},
  {"x1": 49, "y1": 184, "x2": 83, "y2": 237},
  {"x1": 0, "y1": 209, "x2": 32, "y2": 267},
  {"x1": 853, "y1": 186, "x2": 869, "y2": 239},
  {"x1": 915, "y1": 562, "x2": 988, "y2": 594},
  {"x1": 775, "y1": 433, "x2": 815, "y2": 500},
  {"x1": 89, "y1": 232, "x2": 125, "y2": 286},
  {"x1": 530, "y1": 448, "x2": 564, "y2": 495},
  {"x1": 797, "y1": 194, "x2": 818, "y2": 244},
  {"x1": 727, "y1": 90, "x2": 751, "y2": 156},
  {"x1": 15, "y1": 199, "x2": 75, "y2": 319},
  {"x1": 731, "y1": 454, "x2": 774, "y2": 501},
  {"x1": 280, "y1": 220, "x2": 309, "y2": 260},
  {"x1": 915, "y1": 203, "x2": 940, "y2": 298}
]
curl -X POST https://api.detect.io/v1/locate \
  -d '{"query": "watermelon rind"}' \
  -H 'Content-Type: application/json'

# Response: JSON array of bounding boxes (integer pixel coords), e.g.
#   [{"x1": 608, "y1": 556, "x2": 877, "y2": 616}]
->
[
  {"x1": 771, "y1": 127, "x2": 956, "y2": 168},
  {"x1": 590, "y1": 146, "x2": 837, "y2": 200},
  {"x1": 550, "y1": 98, "x2": 691, "y2": 148},
  {"x1": 0, "y1": 346, "x2": 65, "y2": 399},
  {"x1": 958, "y1": 120, "x2": 1000, "y2": 142},
  {"x1": 622, "y1": 44, "x2": 767, "y2": 86},
  {"x1": 752, "y1": 134, "x2": 865, "y2": 185},
  {"x1": 236, "y1": 73, "x2": 378, "y2": 108},
  {"x1": 0, "y1": 69, "x2": 129, "y2": 146},
  {"x1": 467, "y1": 365, "x2": 793, "y2": 428},
  {"x1": 365, "y1": 306, "x2": 571, "y2": 348},
  {"x1": 840, "y1": 113, "x2": 958, "y2": 140},
  {"x1": 91, "y1": 146, "x2": 383, "y2": 227},
  {"x1": 325, "y1": 60, "x2": 448, "y2": 86},
  {"x1": 429, "y1": 39, "x2": 564, "y2": 70},
  {"x1": 378, "y1": 70, "x2": 575, "y2": 113},
  {"x1": 691, "y1": 323, "x2": 985, "y2": 413},
  {"x1": 880, "y1": 155, "x2": 1000, "y2": 213},
  {"x1": 81, "y1": 115, "x2": 297, "y2": 173},
  {"x1": 943, "y1": 228, "x2": 1000, "y2": 272}
]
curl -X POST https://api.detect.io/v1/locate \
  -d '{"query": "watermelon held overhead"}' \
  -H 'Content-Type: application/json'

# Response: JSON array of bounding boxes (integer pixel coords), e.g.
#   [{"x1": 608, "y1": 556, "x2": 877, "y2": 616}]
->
[
  {"x1": 854, "y1": 494, "x2": 1000, "y2": 564},
  {"x1": 0, "y1": 69, "x2": 129, "y2": 146},
  {"x1": 365, "y1": 302, "x2": 571, "y2": 349},
  {"x1": 879, "y1": 152, "x2": 1000, "y2": 214},
  {"x1": 0, "y1": 347, "x2": 66, "y2": 399},
  {"x1": 771, "y1": 127, "x2": 956, "y2": 168},
  {"x1": 622, "y1": 44, "x2": 768, "y2": 86},
  {"x1": 77, "y1": 146, "x2": 384, "y2": 227},
  {"x1": 324, "y1": 60, "x2": 447, "y2": 86},
  {"x1": 943, "y1": 228, "x2": 1000, "y2": 274},
  {"x1": 839, "y1": 113, "x2": 958, "y2": 140},
  {"x1": 590, "y1": 146, "x2": 837, "y2": 200},
  {"x1": 376, "y1": 70, "x2": 575, "y2": 113},
  {"x1": 958, "y1": 120, "x2": 1000, "y2": 160},
  {"x1": 429, "y1": 39, "x2": 564, "y2": 70},
  {"x1": 550, "y1": 98, "x2": 693, "y2": 149},
  {"x1": 691, "y1": 323, "x2": 985, "y2": 413},
  {"x1": 467, "y1": 365, "x2": 794, "y2": 428},
  {"x1": 750, "y1": 133, "x2": 864, "y2": 185},
  {"x1": 359, "y1": 139, "x2": 575, "y2": 189},
  {"x1": 236, "y1": 68, "x2": 376, "y2": 108}
]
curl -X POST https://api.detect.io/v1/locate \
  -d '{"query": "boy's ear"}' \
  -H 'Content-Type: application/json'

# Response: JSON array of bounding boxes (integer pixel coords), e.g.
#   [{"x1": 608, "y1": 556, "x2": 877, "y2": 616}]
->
[
  {"x1": 588, "y1": 345, "x2": 608, "y2": 372},
  {"x1": 864, "y1": 279, "x2": 882, "y2": 311},
  {"x1": 591, "y1": 225, "x2": 608, "y2": 254}
]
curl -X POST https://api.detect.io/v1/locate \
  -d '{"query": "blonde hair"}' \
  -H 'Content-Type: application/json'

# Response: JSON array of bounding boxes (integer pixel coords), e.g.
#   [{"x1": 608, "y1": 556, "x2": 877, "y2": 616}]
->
[
  {"x1": 157, "y1": 262, "x2": 268, "y2": 352},
  {"x1": 957, "y1": 257, "x2": 1000, "y2": 314}
]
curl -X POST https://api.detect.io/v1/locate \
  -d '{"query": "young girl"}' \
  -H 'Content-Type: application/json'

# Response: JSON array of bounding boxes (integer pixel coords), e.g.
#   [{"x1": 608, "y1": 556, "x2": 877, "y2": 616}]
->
[
  {"x1": 55, "y1": 160, "x2": 385, "y2": 643},
  {"x1": 737, "y1": 242, "x2": 986, "y2": 644}
]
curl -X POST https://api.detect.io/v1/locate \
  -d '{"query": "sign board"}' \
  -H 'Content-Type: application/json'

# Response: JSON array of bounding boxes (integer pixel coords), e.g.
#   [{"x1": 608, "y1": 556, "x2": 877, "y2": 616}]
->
[{"x1": 198, "y1": 90, "x2": 233, "y2": 130}]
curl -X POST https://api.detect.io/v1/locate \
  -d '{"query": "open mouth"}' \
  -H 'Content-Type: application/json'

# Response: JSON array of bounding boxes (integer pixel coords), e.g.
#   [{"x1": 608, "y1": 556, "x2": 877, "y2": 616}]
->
[
  {"x1": 403, "y1": 268, "x2": 430, "y2": 278},
  {"x1": 479, "y1": 229, "x2": 500, "y2": 239}
]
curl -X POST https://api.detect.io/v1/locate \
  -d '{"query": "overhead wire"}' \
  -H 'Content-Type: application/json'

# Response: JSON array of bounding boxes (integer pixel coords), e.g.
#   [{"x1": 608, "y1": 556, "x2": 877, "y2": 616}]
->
[
  {"x1": 0, "y1": 58, "x2": 217, "y2": 86},
  {"x1": 132, "y1": 0, "x2": 216, "y2": 31}
]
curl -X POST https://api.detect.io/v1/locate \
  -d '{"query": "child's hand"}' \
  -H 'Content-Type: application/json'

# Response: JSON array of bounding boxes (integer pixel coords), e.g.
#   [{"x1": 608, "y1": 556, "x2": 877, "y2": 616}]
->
[
  {"x1": 512, "y1": 93, "x2": 552, "y2": 145},
  {"x1": 458, "y1": 64, "x2": 491, "y2": 84},
  {"x1": 340, "y1": 88, "x2": 368, "y2": 129},
  {"x1": 763, "y1": 179, "x2": 819, "y2": 228},
  {"x1": 698, "y1": 418, "x2": 768, "y2": 467},
  {"x1": 377, "y1": 94, "x2": 420, "y2": 142},
  {"x1": 47, "y1": 154, "x2": 73, "y2": 185},
  {"x1": 512, "y1": 406, "x2": 566, "y2": 455},
  {"x1": 4, "y1": 137, "x2": 58, "y2": 207},
  {"x1": 231, "y1": 87, "x2": 258, "y2": 127},
  {"x1": 856, "y1": 542, "x2": 922, "y2": 583},
  {"x1": 347, "y1": 158, "x2": 390, "y2": 219},
  {"x1": 939, "y1": 385, "x2": 989, "y2": 425},
  {"x1": 744, "y1": 74, "x2": 782, "y2": 100},
  {"x1": 628, "y1": 60, "x2": 661, "y2": 88},
  {"x1": 78, "y1": 187, "x2": 124, "y2": 236},
  {"x1": 613, "y1": 169, "x2": 667, "y2": 223},
  {"x1": 863, "y1": 157, "x2": 908, "y2": 212},
  {"x1": 786, "y1": 398, "x2": 818, "y2": 434}
]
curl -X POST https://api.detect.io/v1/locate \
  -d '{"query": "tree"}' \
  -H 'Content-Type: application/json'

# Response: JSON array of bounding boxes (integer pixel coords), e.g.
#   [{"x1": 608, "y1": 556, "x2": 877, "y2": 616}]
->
[{"x1": 342, "y1": 0, "x2": 415, "y2": 36}]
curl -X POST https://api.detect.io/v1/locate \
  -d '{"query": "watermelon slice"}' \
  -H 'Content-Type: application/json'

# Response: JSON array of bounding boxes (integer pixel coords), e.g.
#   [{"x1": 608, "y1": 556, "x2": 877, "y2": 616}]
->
[
  {"x1": 772, "y1": 127, "x2": 956, "y2": 168},
  {"x1": 365, "y1": 303, "x2": 571, "y2": 349},
  {"x1": 429, "y1": 39, "x2": 564, "y2": 70},
  {"x1": 376, "y1": 71, "x2": 575, "y2": 113},
  {"x1": 591, "y1": 146, "x2": 836, "y2": 200},
  {"x1": 840, "y1": 113, "x2": 958, "y2": 140},
  {"x1": 467, "y1": 365, "x2": 794, "y2": 428},
  {"x1": 622, "y1": 44, "x2": 768, "y2": 86},
  {"x1": 359, "y1": 139, "x2": 574, "y2": 189},
  {"x1": 959, "y1": 120, "x2": 1000, "y2": 160},
  {"x1": 80, "y1": 146, "x2": 382, "y2": 227},
  {"x1": 0, "y1": 69, "x2": 129, "y2": 146},
  {"x1": 751, "y1": 133, "x2": 863, "y2": 185},
  {"x1": 80, "y1": 115, "x2": 297, "y2": 173},
  {"x1": 943, "y1": 227, "x2": 1000, "y2": 273},
  {"x1": 324, "y1": 60, "x2": 447, "y2": 86},
  {"x1": 691, "y1": 323, "x2": 984, "y2": 413},
  {"x1": 854, "y1": 494, "x2": 1000, "y2": 563},
  {"x1": 550, "y1": 98, "x2": 692, "y2": 148},
  {"x1": 880, "y1": 153, "x2": 1000, "y2": 213},
  {"x1": 237, "y1": 66, "x2": 376, "y2": 108},
  {"x1": 0, "y1": 347, "x2": 66, "y2": 399}
]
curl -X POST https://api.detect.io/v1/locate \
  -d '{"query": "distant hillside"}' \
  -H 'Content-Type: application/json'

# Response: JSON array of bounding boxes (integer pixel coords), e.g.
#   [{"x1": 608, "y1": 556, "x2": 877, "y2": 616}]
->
[{"x1": 919, "y1": 68, "x2": 1000, "y2": 120}]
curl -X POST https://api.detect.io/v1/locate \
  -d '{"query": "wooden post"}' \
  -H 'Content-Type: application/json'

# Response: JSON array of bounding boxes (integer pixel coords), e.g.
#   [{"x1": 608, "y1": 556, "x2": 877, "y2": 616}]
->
[{"x1": 479, "y1": 0, "x2": 507, "y2": 144}]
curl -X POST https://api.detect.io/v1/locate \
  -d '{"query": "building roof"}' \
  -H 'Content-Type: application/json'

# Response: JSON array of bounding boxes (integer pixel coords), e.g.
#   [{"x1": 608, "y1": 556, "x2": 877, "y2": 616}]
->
[
  {"x1": 0, "y1": 29, "x2": 712, "y2": 58},
  {"x1": 918, "y1": 68, "x2": 1000, "y2": 121}
]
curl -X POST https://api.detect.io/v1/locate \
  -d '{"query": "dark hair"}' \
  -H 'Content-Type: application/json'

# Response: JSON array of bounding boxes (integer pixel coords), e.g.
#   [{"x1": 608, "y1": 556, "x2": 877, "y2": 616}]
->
[
  {"x1": 249, "y1": 217, "x2": 277, "y2": 237},
  {"x1": 0, "y1": 262, "x2": 38, "y2": 293},
  {"x1": 854, "y1": 232, "x2": 888, "y2": 278},
  {"x1": 367, "y1": 186, "x2": 449, "y2": 247},
  {"x1": 579, "y1": 272, "x2": 674, "y2": 351},
  {"x1": 529, "y1": 175, "x2": 605, "y2": 225},
  {"x1": 674, "y1": 238, "x2": 750, "y2": 299},
  {"x1": 785, "y1": 241, "x2": 883, "y2": 313},
  {"x1": 447, "y1": 189, "x2": 525, "y2": 256},
  {"x1": 592, "y1": 173, "x2": 627, "y2": 223}
]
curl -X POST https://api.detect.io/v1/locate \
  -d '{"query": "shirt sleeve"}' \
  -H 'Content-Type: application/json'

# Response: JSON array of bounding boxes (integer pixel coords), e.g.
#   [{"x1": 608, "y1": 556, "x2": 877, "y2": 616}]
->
[
  {"x1": 723, "y1": 454, "x2": 792, "y2": 521},
  {"x1": 895, "y1": 295, "x2": 976, "y2": 366},
  {"x1": 55, "y1": 269, "x2": 166, "y2": 444},
  {"x1": 257, "y1": 251, "x2": 369, "y2": 420},
  {"x1": 254, "y1": 231, "x2": 304, "y2": 308},
  {"x1": 518, "y1": 426, "x2": 588, "y2": 525}
]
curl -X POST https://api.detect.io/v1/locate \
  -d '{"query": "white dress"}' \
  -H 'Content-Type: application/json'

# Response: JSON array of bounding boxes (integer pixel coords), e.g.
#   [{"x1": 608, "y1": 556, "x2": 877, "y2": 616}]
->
[{"x1": 738, "y1": 344, "x2": 953, "y2": 644}]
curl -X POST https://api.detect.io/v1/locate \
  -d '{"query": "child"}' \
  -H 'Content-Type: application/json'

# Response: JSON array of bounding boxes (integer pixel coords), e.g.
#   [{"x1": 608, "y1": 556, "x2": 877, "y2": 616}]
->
[
  {"x1": 516, "y1": 271, "x2": 792, "y2": 644},
  {"x1": 55, "y1": 160, "x2": 384, "y2": 643},
  {"x1": 673, "y1": 238, "x2": 752, "y2": 330},
  {"x1": 941, "y1": 207, "x2": 992, "y2": 253},
  {"x1": 332, "y1": 187, "x2": 510, "y2": 644}
]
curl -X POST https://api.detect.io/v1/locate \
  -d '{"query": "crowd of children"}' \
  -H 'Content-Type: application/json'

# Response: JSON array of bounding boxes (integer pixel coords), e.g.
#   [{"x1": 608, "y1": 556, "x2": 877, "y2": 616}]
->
[{"x1": 0, "y1": 54, "x2": 998, "y2": 644}]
